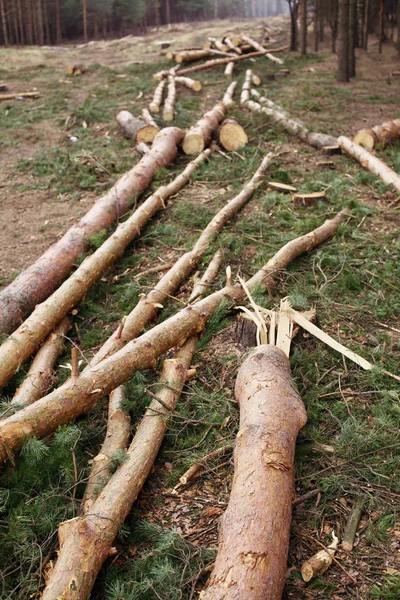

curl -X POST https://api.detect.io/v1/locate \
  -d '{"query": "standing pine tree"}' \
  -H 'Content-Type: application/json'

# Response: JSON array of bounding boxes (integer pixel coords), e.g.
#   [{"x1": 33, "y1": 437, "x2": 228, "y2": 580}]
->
[{"x1": 337, "y1": 0, "x2": 350, "y2": 81}]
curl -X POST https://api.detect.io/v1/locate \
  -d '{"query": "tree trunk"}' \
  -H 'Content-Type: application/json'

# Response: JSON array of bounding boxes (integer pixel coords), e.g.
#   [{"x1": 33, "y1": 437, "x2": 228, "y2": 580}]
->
[
  {"x1": 55, "y1": 0, "x2": 61, "y2": 44},
  {"x1": 176, "y1": 48, "x2": 287, "y2": 76},
  {"x1": 11, "y1": 316, "x2": 72, "y2": 407},
  {"x1": 240, "y1": 69, "x2": 252, "y2": 105},
  {"x1": 202, "y1": 346, "x2": 307, "y2": 600},
  {"x1": 397, "y1": 0, "x2": 400, "y2": 55},
  {"x1": 12, "y1": 2, "x2": 20, "y2": 44},
  {"x1": 363, "y1": 0, "x2": 369, "y2": 49},
  {"x1": 289, "y1": 1, "x2": 298, "y2": 51},
  {"x1": 0, "y1": 213, "x2": 345, "y2": 465},
  {"x1": 37, "y1": 0, "x2": 44, "y2": 45},
  {"x1": 338, "y1": 136, "x2": 400, "y2": 193},
  {"x1": 17, "y1": 0, "x2": 24, "y2": 44},
  {"x1": 165, "y1": 0, "x2": 171, "y2": 26},
  {"x1": 82, "y1": 0, "x2": 88, "y2": 43},
  {"x1": 25, "y1": 0, "x2": 33, "y2": 44},
  {"x1": 116, "y1": 111, "x2": 158, "y2": 143},
  {"x1": 241, "y1": 34, "x2": 284, "y2": 63},
  {"x1": 0, "y1": 0, "x2": 8, "y2": 46},
  {"x1": 314, "y1": 0, "x2": 319, "y2": 52},
  {"x1": 337, "y1": 0, "x2": 350, "y2": 82},
  {"x1": 0, "y1": 128, "x2": 183, "y2": 337},
  {"x1": 353, "y1": 118, "x2": 400, "y2": 149},
  {"x1": 300, "y1": 0, "x2": 307, "y2": 55},
  {"x1": 174, "y1": 49, "x2": 211, "y2": 63},
  {"x1": 43, "y1": 0, "x2": 50, "y2": 44},
  {"x1": 349, "y1": 0, "x2": 357, "y2": 77},
  {"x1": 378, "y1": 0, "x2": 384, "y2": 53}
]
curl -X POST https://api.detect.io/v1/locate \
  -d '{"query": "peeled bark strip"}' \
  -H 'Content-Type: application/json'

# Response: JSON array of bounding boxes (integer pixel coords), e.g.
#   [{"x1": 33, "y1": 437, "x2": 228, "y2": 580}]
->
[
  {"x1": 182, "y1": 100, "x2": 227, "y2": 155},
  {"x1": 10, "y1": 316, "x2": 72, "y2": 407},
  {"x1": 218, "y1": 118, "x2": 248, "y2": 151},
  {"x1": 224, "y1": 61, "x2": 235, "y2": 78},
  {"x1": 0, "y1": 127, "x2": 183, "y2": 336},
  {"x1": 116, "y1": 110, "x2": 158, "y2": 143},
  {"x1": 338, "y1": 135, "x2": 400, "y2": 193},
  {"x1": 188, "y1": 248, "x2": 223, "y2": 302},
  {"x1": 202, "y1": 346, "x2": 307, "y2": 600},
  {"x1": 222, "y1": 81, "x2": 237, "y2": 109},
  {"x1": 41, "y1": 338, "x2": 197, "y2": 600},
  {"x1": 162, "y1": 74, "x2": 176, "y2": 121},
  {"x1": 141, "y1": 108, "x2": 160, "y2": 131},
  {"x1": 240, "y1": 70, "x2": 252, "y2": 106},
  {"x1": 0, "y1": 212, "x2": 344, "y2": 464},
  {"x1": 82, "y1": 386, "x2": 131, "y2": 514},
  {"x1": 353, "y1": 118, "x2": 400, "y2": 150},
  {"x1": 174, "y1": 76, "x2": 202, "y2": 91},
  {"x1": 246, "y1": 93, "x2": 338, "y2": 150},
  {"x1": 241, "y1": 34, "x2": 284, "y2": 64},
  {"x1": 149, "y1": 79, "x2": 165, "y2": 113},
  {"x1": 174, "y1": 48, "x2": 211, "y2": 63},
  {"x1": 86, "y1": 153, "x2": 273, "y2": 368},
  {"x1": 0, "y1": 135, "x2": 217, "y2": 392}
]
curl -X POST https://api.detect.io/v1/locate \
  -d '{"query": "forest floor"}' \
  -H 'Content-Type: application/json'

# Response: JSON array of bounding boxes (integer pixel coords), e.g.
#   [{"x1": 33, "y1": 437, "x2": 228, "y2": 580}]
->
[{"x1": 0, "y1": 15, "x2": 400, "y2": 600}]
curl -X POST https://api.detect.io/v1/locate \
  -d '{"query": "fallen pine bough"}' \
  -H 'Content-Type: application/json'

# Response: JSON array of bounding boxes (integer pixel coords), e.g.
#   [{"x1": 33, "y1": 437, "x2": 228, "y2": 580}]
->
[
  {"x1": 0, "y1": 212, "x2": 345, "y2": 465},
  {"x1": 0, "y1": 127, "x2": 184, "y2": 336}
]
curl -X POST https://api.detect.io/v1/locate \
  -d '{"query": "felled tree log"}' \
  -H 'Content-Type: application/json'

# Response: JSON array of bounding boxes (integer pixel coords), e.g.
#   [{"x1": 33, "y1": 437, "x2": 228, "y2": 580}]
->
[
  {"x1": 338, "y1": 135, "x2": 400, "y2": 193},
  {"x1": 218, "y1": 118, "x2": 248, "y2": 151},
  {"x1": 10, "y1": 316, "x2": 72, "y2": 407},
  {"x1": 251, "y1": 72, "x2": 261, "y2": 86},
  {"x1": 163, "y1": 74, "x2": 176, "y2": 121},
  {"x1": 224, "y1": 61, "x2": 235, "y2": 78},
  {"x1": 0, "y1": 212, "x2": 344, "y2": 464},
  {"x1": 174, "y1": 76, "x2": 202, "y2": 91},
  {"x1": 188, "y1": 248, "x2": 223, "y2": 303},
  {"x1": 225, "y1": 37, "x2": 242, "y2": 54},
  {"x1": 41, "y1": 337, "x2": 198, "y2": 600},
  {"x1": 246, "y1": 92, "x2": 338, "y2": 150},
  {"x1": 116, "y1": 110, "x2": 158, "y2": 143},
  {"x1": 177, "y1": 51, "x2": 267, "y2": 76},
  {"x1": 301, "y1": 533, "x2": 339, "y2": 582},
  {"x1": 82, "y1": 386, "x2": 131, "y2": 514},
  {"x1": 141, "y1": 108, "x2": 160, "y2": 131},
  {"x1": 0, "y1": 91, "x2": 40, "y2": 101},
  {"x1": 241, "y1": 34, "x2": 284, "y2": 64},
  {"x1": 201, "y1": 346, "x2": 307, "y2": 599},
  {"x1": 182, "y1": 101, "x2": 227, "y2": 154},
  {"x1": 0, "y1": 127, "x2": 183, "y2": 337},
  {"x1": 353, "y1": 118, "x2": 400, "y2": 150},
  {"x1": 207, "y1": 37, "x2": 228, "y2": 52},
  {"x1": 240, "y1": 69, "x2": 252, "y2": 106},
  {"x1": 0, "y1": 135, "x2": 216, "y2": 391},
  {"x1": 174, "y1": 48, "x2": 211, "y2": 63},
  {"x1": 222, "y1": 81, "x2": 237, "y2": 109},
  {"x1": 149, "y1": 79, "x2": 165, "y2": 113}
]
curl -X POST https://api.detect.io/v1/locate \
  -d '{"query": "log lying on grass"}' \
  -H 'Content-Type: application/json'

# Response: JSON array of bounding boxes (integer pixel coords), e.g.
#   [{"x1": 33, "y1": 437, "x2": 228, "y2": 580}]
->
[
  {"x1": 353, "y1": 118, "x2": 400, "y2": 150},
  {"x1": 42, "y1": 337, "x2": 198, "y2": 600},
  {"x1": 174, "y1": 75, "x2": 202, "y2": 91},
  {"x1": 149, "y1": 79, "x2": 165, "y2": 113},
  {"x1": 0, "y1": 137, "x2": 215, "y2": 391},
  {"x1": 182, "y1": 101, "x2": 226, "y2": 154},
  {"x1": 240, "y1": 69, "x2": 252, "y2": 106},
  {"x1": 247, "y1": 90, "x2": 338, "y2": 150},
  {"x1": 174, "y1": 48, "x2": 211, "y2": 63},
  {"x1": 177, "y1": 49, "x2": 284, "y2": 76},
  {"x1": 0, "y1": 91, "x2": 40, "y2": 101},
  {"x1": 0, "y1": 127, "x2": 183, "y2": 336},
  {"x1": 116, "y1": 110, "x2": 158, "y2": 143},
  {"x1": 218, "y1": 118, "x2": 248, "y2": 151},
  {"x1": 141, "y1": 108, "x2": 159, "y2": 131},
  {"x1": 201, "y1": 346, "x2": 307, "y2": 600},
  {"x1": 241, "y1": 34, "x2": 284, "y2": 64},
  {"x1": 224, "y1": 61, "x2": 235, "y2": 78},
  {"x1": 0, "y1": 211, "x2": 344, "y2": 464},
  {"x1": 338, "y1": 135, "x2": 400, "y2": 193},
  {"x1": 222, "y1": 81, "x2": 237, "y2": 109},
  {"x1": 162, "y1": 74, "x2": 176, "y2": 121},
  {"x1": 10, "y1": 316, "x2": 72, "y2": 408}
]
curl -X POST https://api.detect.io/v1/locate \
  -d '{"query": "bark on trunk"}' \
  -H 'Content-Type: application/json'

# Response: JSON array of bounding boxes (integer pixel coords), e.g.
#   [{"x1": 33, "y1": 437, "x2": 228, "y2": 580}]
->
[
  {"x1": 162, "y1": 74, "x2": 176, "y2": 121},
  {"x1": 0, "y1": 0, "x2": 8, "y2": 46},
  {"x1": 0, "y1": 127, "x2": 183, "y2": 336},
  {"x1": 300, "y1": 0, "x2": 308, "y2": 55},
  {"x1": 338, "y1": 135, "x2": 400, "y2": 193},
  {"x1": 149, "y1": 79, "x2": 166, "y2": 113},
  {"x1": 116, "y1": 111, "x2": 158, "y2": 143},
  {"x1": 10, "y1": 316, "x2": 72, "y2": 407},
  {"x1": 349, "y1": 0, "x2": 357, "y2": 77},
  {"x1": 41, "y1": 338, "x2": 197, "y2": 600},
  {"x1": 378, "y1": 0, "x2": 384, "y2": 54},
  {"x1": 314, "y1": 0, "x2": 319, "y2": 52},
  {"x1": 218, "y1": 118, "x2": 248, "y2": 151},
  {"x1": 202, "y1": 346, "x2": 307, "y2": 600},
  {"x1": 188, "y1": 248, "x2": 223, "y2": 303},
  {"x1": 363, "y1": 0, "x2": 370, "y2": 49},
  {"x1": 337, "y1": 0, "x2": 350, "y2": 82},
  {"x1": 353, "y1": 118, "x2": 400, "y2": 150},
  {"x1": 0, "y1": 212, "x2": 344, "y2": 465}
]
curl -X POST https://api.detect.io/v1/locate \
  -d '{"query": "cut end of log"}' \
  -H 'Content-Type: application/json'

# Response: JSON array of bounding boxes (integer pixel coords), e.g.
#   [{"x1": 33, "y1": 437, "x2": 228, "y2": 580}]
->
[
  {"x1": 149, "y1": 103, "x2": 160, "y2": 114},
  {"x1": 320, "y1": 145, "x2": 341, "y2": 155},
  {"x1": 293, "y1": 191, "x2": 327, "y2": 207},
  {"x1": 163, "y1": 111, "x2": 174, "y2": 122},
  {"x1": 182, "y1": 133, "x2": 205, "y2": 155},
  {"x1": 219, "y1": 119, "x2": 248, "y2": 151},
  {"x1": 341, "y1": 541, "x2": 354, "y2": 552},
  {"x1": 353, "y1": 130, "x2": 375, "y2": 150},
  {"x1": 136, "y1": 124, "x2": 159, "y2": 143},
  {"x1": 301, "y1": 562, "x2": 315, "y2": 583}
]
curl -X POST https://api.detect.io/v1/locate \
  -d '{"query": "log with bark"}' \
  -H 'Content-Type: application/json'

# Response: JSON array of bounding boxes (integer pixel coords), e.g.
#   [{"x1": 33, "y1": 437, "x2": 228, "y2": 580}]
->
[
  {"x1": 240, "y1": 69, "x2": 252, "y2": 106},
  {"x1": 182, "y1": 101, "x2": 226, "y2": 155},
  {"x1": 0, "y1": 211, "x2": 344, "y2": 464},
  {"x1": 149, "y1": 79, "x2": 165, "y2": 113},
  {"x1": 174, "y1": 48, "x2": 211, "y2": 63},
  {"x1": 224, "y1": 37, "x2": 242, "y2": 54},
  {"x1": 338, "y1": 135, "x2": 400, "y2": 193},
  {"x1": 178, "y1": 444, "x2": 233, "y2": 486},
  {"x1": 221, "y1": 81, "x2": 237, "y2": 109},
  {"x1": 174, "y1": 76, "x2": 202, "y2": 91},
  {"x1": 162, "y1": 74, "x2": 176, "y2": 121},
  {"x1": 246, "y1": 91, "x2": 338, "y2": 150},
  {"x1": 188, "y1": 248, "x2": 223, "y2": 303},
  {"x1": 201, "y1": 345, "x2": 307, "y2": 599},
  {"x1": 353, "y1": 118, "x2": 400, "y2": 150},
  {"x1": 218, "y1": 118, "x2": 248, "y2": 151},
  {"x1": 241, "y1": 34, "x2": 284, "y2": 64},
  {"x1": 116, "y1": 110, "x2": 158, "y2": 143},
  {"x1": 141, "y1": 108, "x2": 160, "y2": 131},
  {"x1": 0, "y1": 138, "x2": 216, "y2": 391},
  {"x1": 10, "y1": 316, "x2": 72, "y2": 408},
  {"x1": 176, "y1": 49, "x2": 286, "y2": 76},
  {"x1": 224, "y1": 61, "x2": 235, "y2": 78},
  {"x1": 41, "y1": 337, "x2": 198, "y2": 600}
]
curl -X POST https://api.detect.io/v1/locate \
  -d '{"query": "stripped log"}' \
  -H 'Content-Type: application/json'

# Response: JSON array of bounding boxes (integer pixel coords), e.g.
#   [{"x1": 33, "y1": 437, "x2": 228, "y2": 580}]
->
[
  {"x1": 82, "y1": 386, "x2": 131, "y2": 514},
  {"x1": 174, "y1": 76, "x2": 202, "y2": 91},
  {"x1": 174, "y1": 48, "x2": 211, "y2": 63},
  {"x1": 149, "y1": 79, "x2": 165, "y2": 113},
  {"x1": 241, "y1": 34, "x2": 284, "y2": 64},
  {"x1": 41, "y1": 337, "x2": 198, "y2": 600},
  {"x1": 201, "y1": 346, "x2": 307, "y2": 599},
  {"x1": 116, "y1": 110, "x2": 158, "y2": 143},
  {"x1": 247, "y1": 92, "x2": 338, "y2": 150},
  {"x1": 240, "y1": 69, "x2": 252, "y2": 106},
  {"x1": 0, "y1": 213, "x2": 344, "y2": 464},
  {"x1": 353, "y1": 118, "x2": 400, "y2": 150},
  {"x1": 222, "y1": 81, "x2": 237, "y2": 109},
  {"x1": 10, "y1": 316, "x2": 72, "y2": 407},
  {"x1": 218, "y1": 118, "x2": 248, "y2": 151},
  {"x1": 0, "y1": 127, "x2": 183, "y2": 337},
  {"x1": 338, "y1": 135, "x2": 400, "y2": 193},
  {"x1": 163, "y1": 74, "x2": 176, "y2": 121},
  {"x1": 224, "y1": 61, "x2": 235, "y2": 78}
]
